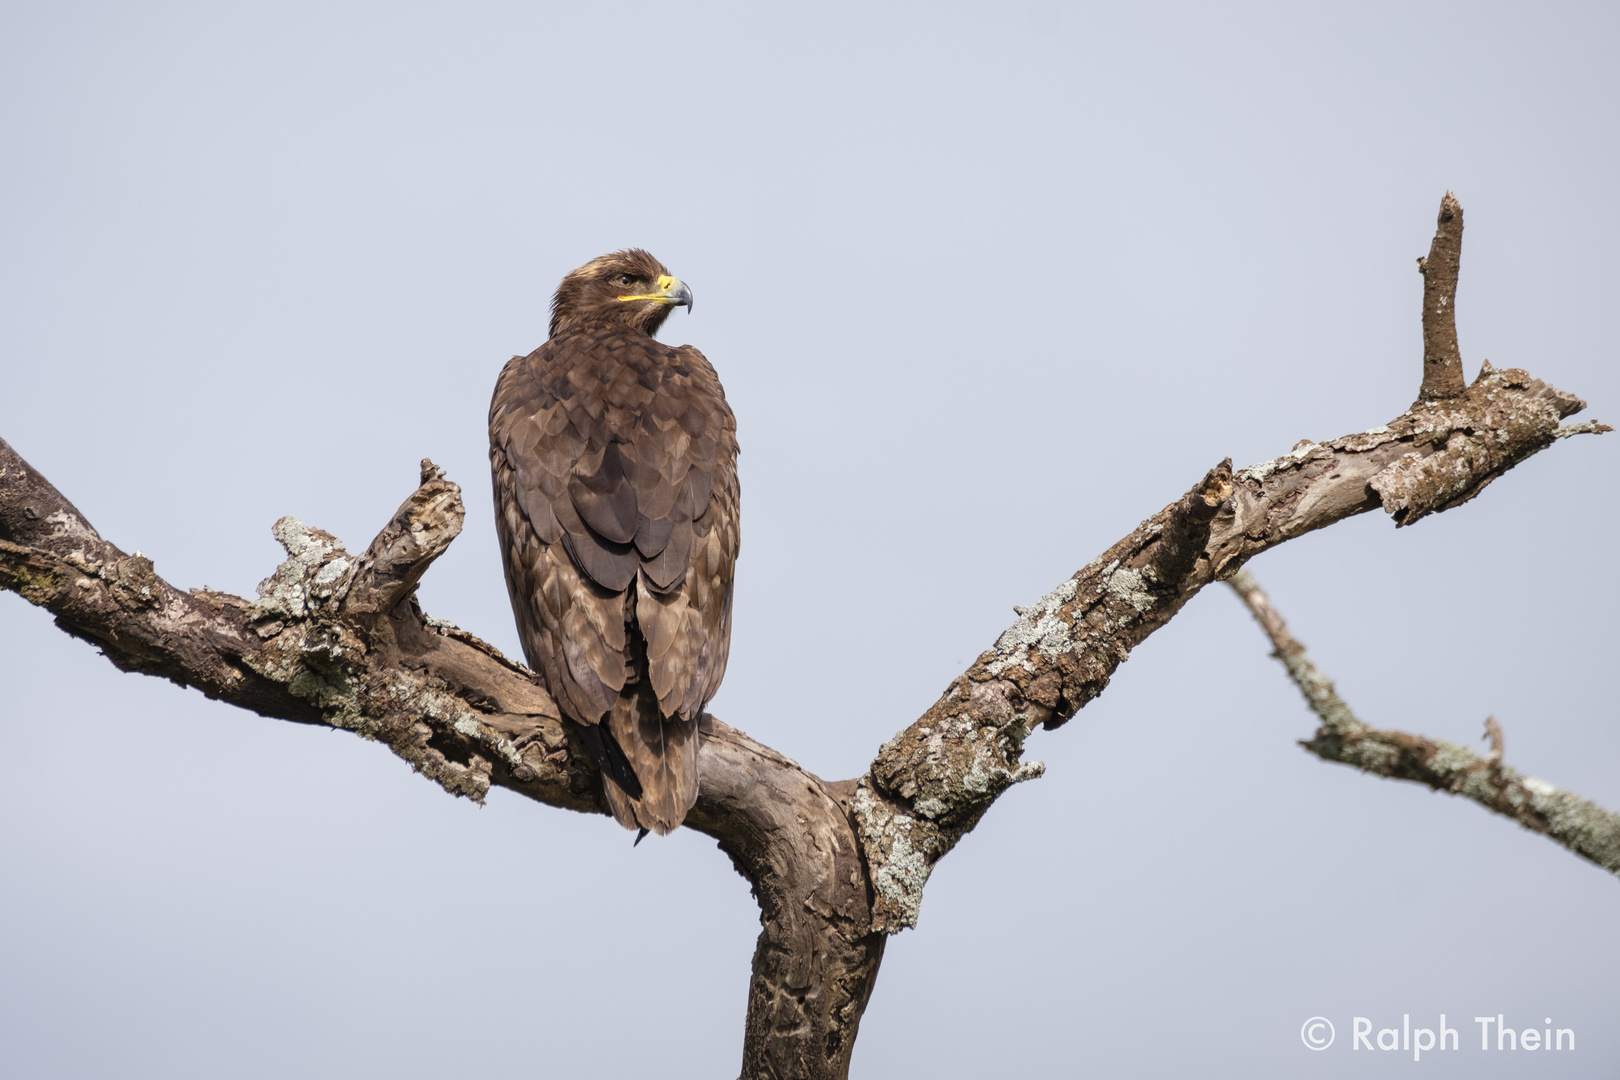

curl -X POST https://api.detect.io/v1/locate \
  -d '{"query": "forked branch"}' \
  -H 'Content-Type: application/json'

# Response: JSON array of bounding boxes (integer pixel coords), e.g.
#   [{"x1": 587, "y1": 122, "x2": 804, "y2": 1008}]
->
[{"x1": 0, "y1": 195, "x2": 1610, "y2": 1080}]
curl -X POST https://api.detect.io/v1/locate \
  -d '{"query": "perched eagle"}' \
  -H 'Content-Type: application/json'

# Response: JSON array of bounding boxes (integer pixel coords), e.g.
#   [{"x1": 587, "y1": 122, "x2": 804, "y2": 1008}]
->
[{"x1": 489, "y1": 250, "x2": 739, "y2": 837}]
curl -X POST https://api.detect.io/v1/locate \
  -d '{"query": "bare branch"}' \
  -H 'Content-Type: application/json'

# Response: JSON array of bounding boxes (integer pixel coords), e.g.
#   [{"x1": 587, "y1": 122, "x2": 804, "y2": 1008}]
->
[
  {"x1": 1417, "y1": 191, "x2": 1467, "y2": 401},
  {"x1": 0, "y1": 435, "x2": 873, "y2": 1080},
  {"x1": 342, "y1": 458, "x2": 466, "y2": 616},
  {"x1": 852, "y1": 363, "x2": 1607, "y2": 930},
  {"x1": 0, "y1": 437, "x2": 322, "y2": 724},
  {"x1": 2, "y1": 358, "x2": 1607, "y2": 1072},
  {"x1": 1226, "y1": 569, "x2": 1620, "y2": 877},
  {"x1": 0, "y1": 436, "x2": 584, "y2": 800},
  {"x1": 2, "y1": 198, "x2": 1612, "y2": 1080}
]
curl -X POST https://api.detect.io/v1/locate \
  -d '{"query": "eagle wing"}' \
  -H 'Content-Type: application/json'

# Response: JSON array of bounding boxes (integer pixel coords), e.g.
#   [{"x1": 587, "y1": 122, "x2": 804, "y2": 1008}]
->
[{"x1": 490, "y1": 331, "x2": 738, "y2": 829}]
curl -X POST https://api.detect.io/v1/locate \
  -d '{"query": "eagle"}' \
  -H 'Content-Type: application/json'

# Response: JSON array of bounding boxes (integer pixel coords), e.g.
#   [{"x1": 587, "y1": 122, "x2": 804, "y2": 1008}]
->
[{"x1": 489, "y1": 250, "x2": 739, "y2": 838}]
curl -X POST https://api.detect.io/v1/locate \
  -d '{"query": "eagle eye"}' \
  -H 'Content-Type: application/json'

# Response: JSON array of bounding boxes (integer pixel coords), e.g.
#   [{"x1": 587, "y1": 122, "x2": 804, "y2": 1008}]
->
[{"x1": 613, "y1": 273, "x2": 635, "y2": 287}]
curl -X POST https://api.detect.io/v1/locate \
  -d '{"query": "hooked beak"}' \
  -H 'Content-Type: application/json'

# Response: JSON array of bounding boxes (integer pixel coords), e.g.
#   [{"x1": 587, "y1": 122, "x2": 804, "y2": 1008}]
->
[{"x1": 658, "y1": 274, "x2": 694, "y2": 312}]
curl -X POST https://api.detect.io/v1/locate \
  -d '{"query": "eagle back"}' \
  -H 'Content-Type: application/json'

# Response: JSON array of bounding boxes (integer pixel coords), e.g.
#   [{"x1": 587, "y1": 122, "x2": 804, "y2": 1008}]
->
[{"x1": 490, "y1": 326, "x2": 740, "y2": 724}]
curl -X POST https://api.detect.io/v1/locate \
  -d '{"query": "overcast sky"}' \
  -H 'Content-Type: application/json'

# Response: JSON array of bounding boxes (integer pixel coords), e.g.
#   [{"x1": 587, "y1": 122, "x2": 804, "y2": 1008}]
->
[{"x1": 2, "y1": 3, "x2": 1616, "y2": 1077}]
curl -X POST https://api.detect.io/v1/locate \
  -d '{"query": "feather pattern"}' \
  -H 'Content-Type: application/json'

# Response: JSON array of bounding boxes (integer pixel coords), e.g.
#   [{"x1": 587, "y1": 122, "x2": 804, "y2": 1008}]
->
[{"x1": 489, "y1": 250, "x2": 738, "y2": 835}]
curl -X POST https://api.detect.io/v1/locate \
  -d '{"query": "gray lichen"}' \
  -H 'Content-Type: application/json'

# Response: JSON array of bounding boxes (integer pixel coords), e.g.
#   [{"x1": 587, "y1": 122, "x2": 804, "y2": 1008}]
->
[
  {"x1": 231, "y1": 513, "x2": 507, "y2": 803},
  {"x1": 1532, "y1": 786, "x2": 1620, "y2": 873},
  {"x1": 850, "y1": 778, "x2": 934, "y2": 932},
  {"x1": 250, "y1": 516, "x2": 352, "y2": 622},
  {"x1": 239, "y1": 516, "x2": 367, "y2": 727},
  {"x1": 1103, "y1": 564, "x2": 1155, "y2": 613},
  {"x1": 1237, "y1": 440, "x2": 1321, "y2": 485},
  {"x1": 390, "y1": 669, "x2": 524, "y2": 770},
  {"x1": 987, "y1": 577, "x2": 1079, "y2": 675},
  {"x1": 857, "y1": 697, "x2": 1046, "y2": 933},
  {"x1": 1425, "y1": 740, "x2": 1476, "y2": 776}
]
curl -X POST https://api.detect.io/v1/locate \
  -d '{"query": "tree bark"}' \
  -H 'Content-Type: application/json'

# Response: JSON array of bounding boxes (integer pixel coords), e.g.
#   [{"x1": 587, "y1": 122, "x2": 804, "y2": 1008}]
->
[
  {"x1": 0, "y1": 195, "x2": 1608, "y2": 1078},
  {"x1": 1416, "y1": 191, "x2": 1467, "y2": 401}
]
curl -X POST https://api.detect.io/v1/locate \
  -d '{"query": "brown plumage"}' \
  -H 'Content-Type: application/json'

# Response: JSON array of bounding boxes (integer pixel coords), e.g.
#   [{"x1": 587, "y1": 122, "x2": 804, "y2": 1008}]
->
[{"x1": 489, "y1": 250, "x2": 739, "y2": 836}]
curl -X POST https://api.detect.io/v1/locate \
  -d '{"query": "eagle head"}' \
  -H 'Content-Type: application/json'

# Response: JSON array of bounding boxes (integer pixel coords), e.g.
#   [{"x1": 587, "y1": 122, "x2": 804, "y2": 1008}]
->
[{"x1": 549, "y1": 249, "x2": 693, "y2": 339}]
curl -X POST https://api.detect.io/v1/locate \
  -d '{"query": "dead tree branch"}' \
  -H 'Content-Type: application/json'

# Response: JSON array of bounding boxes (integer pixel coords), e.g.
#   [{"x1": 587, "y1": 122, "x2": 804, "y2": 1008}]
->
[
  {"x1": 851, "y1": 362, "x2": 1606, "y2": 931},
  {"x1": 0, "y1": 437, "x2": 878, "y2": 1079},
  {"x1": 1417, "y1": 190, "x2": 1467, "y2": 400},
  {"x1": 0, "y1": 195, "x2": 1609, "y2": 1079},
  {"x1": 1226, "y1": 569, "x2": 1620, "y2": 877}
]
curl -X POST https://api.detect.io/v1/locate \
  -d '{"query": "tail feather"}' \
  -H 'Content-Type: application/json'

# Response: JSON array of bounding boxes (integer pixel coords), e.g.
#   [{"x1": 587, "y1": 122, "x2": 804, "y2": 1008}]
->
[
  {"x1": 590, "y1": 577, "x2": 702, "y2": 837},
  {"x1": 604, "y1": 682, "x2": 699, "y2": 836},
  {"x1": 579, "y1": 722, "x2": 643, "y2": 802}
]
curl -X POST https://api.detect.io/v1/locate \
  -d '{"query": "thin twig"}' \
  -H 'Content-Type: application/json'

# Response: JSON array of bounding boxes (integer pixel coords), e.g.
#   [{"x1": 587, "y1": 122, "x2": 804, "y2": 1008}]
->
[{"x1": 1227, "y1": 569, "x2": 1620, "y2": 877}]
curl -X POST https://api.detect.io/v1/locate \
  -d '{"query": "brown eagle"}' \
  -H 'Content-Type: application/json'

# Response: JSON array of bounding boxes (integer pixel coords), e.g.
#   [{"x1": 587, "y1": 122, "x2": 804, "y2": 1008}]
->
[{"x1": 489, "y1": 250, "x2": 739, "y2": 837}]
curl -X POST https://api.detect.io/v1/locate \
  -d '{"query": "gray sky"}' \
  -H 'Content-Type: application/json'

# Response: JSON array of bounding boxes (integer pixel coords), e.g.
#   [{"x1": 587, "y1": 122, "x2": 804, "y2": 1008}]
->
[{"x1": 2, "y1": 3, "x2": 1616, "y2": 1077}]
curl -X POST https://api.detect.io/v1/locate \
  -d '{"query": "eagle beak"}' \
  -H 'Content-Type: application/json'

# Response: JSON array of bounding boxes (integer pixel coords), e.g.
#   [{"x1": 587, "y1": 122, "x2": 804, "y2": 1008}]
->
[{"x1": 659, "y1": 275, "x2": 694, "y2": 312}]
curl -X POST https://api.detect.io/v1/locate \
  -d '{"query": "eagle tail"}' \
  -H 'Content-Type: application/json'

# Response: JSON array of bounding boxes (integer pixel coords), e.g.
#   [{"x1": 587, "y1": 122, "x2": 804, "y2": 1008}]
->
[
  {"x1": 601, "y1": 680, "x2": 700, "y2": 837},
  {"x1": 579, "y1": 723, "x2": 643, "y2": 802}
]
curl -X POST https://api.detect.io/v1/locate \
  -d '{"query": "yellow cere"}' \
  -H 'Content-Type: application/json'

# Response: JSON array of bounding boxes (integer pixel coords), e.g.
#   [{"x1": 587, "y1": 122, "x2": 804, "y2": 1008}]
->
[{"x1": 617, "y1": 275, "x2": 683, "y2": 304}]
